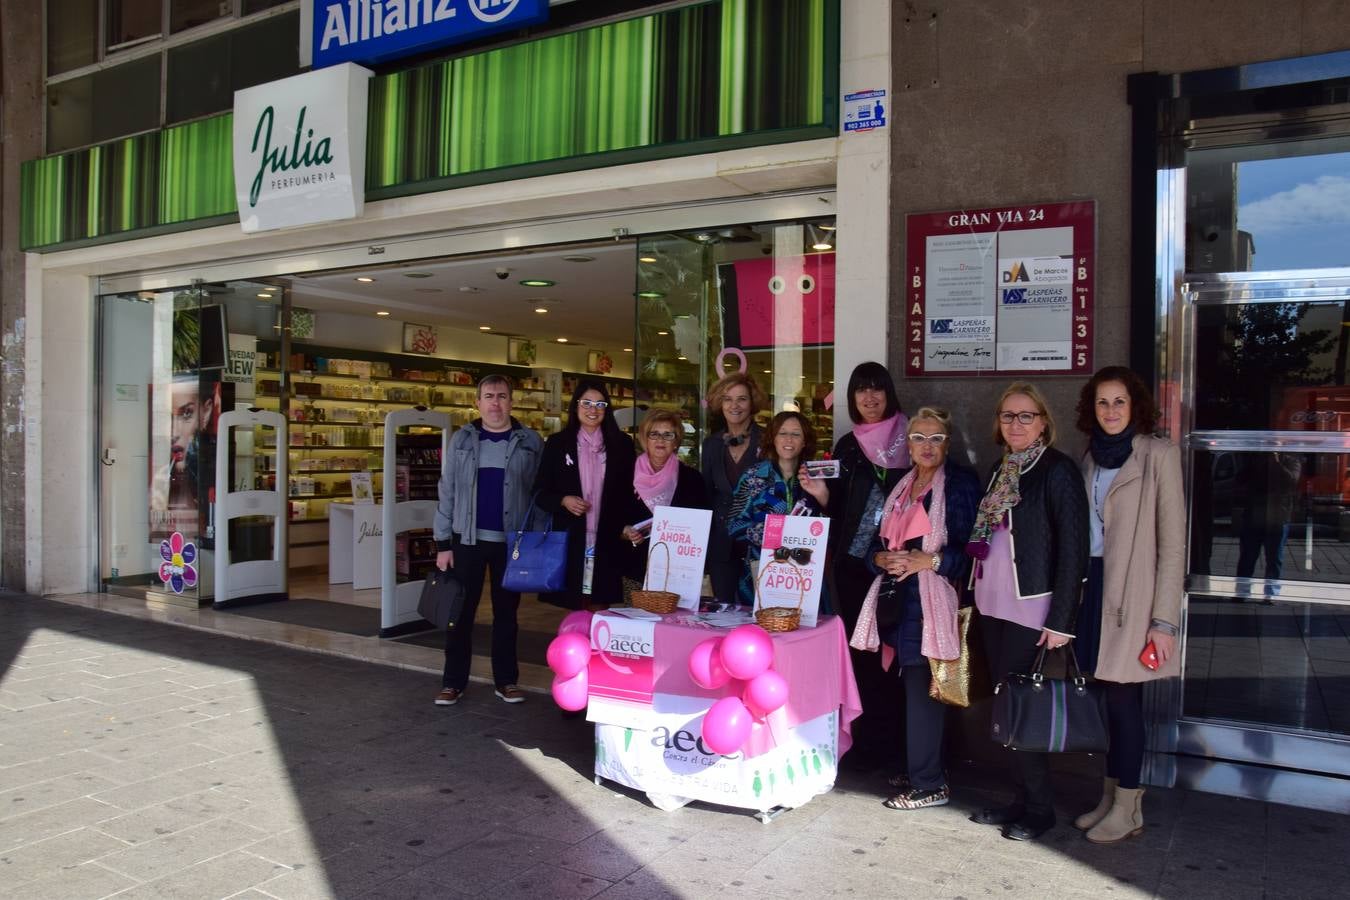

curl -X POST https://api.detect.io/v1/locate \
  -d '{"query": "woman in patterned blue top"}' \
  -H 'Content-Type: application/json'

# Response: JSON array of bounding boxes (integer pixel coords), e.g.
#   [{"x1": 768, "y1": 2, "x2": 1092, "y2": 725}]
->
[{"x1": 725, "y1": 411, "x2": 829, "y2": 606}]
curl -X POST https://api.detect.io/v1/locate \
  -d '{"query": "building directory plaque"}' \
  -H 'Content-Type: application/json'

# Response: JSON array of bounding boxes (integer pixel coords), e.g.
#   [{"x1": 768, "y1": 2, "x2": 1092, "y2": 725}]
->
[{"x1": 904, "y1": 201, "x2": 1095, "y2": 376}]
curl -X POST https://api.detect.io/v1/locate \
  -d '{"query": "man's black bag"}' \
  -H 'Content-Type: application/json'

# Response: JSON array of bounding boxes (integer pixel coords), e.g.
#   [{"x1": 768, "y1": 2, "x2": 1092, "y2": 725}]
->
[{"x1": 418, "y1": 569, "x2": 466, "y2": 630}]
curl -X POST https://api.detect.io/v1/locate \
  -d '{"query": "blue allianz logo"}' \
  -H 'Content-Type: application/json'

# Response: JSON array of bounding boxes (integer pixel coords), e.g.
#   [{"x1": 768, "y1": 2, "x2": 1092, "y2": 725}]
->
[{"x1": 310, "y1": 0, "x2": 548, "y2": 68}]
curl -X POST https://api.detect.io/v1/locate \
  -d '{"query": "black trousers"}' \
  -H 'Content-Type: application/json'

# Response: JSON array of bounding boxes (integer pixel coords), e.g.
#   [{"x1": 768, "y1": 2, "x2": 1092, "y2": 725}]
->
[
  {"x1": 980, "y1": 614, "x2": 1055, "y2": 819},
  {"x1": 836, "y1": 556, "x2": 903, "y2": 764},
  {"x1": 1102, "y1": 680, "x2": 1146, "y2": 789},
  {"x1": 900, "y1": 664, "x2": 947, "y2": 790},
  {"x1": 443, "y1": 540, "x2": 519, "y2": 691}
]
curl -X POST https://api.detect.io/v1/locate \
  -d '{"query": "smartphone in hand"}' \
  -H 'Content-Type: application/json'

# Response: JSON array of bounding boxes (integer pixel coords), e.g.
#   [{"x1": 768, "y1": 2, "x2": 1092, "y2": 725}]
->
[{"x1": 1139, "y1": 640, "x2": 1160, "y2": 671}]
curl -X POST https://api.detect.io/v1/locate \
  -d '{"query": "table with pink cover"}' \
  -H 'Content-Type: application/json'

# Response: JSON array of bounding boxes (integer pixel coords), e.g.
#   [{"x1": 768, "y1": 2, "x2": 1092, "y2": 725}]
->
[{"x1": 586, "y1": 611, "x2": 862, "y2": 819}]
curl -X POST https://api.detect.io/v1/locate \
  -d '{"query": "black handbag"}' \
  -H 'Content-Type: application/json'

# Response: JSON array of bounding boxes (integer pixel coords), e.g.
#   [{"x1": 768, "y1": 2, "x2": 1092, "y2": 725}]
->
[
  {"x1": 417, "y1": 568, "x2": 466, "y2": 630},
  {"x1": 501, "y1": 497, "x2": 569, "y2": 593},
  {"x1": 990, "y1": 646, "x2": 1108, "y2": 753}
]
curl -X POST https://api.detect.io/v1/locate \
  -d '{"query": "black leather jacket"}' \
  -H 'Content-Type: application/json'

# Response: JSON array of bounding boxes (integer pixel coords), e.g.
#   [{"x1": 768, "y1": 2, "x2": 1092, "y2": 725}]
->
[{"x1": 974, "y1": 446, "x2": 1089, "y2": 635}]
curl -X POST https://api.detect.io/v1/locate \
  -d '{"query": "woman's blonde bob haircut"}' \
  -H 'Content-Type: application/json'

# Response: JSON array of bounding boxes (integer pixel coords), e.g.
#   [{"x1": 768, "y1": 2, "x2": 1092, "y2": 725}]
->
[
  {"x1": 992, "y1": 382, "x2": 1056, "y2": 448},
  {"x1": 910, "y1": 405, "x2": 953, "y2": 434}
]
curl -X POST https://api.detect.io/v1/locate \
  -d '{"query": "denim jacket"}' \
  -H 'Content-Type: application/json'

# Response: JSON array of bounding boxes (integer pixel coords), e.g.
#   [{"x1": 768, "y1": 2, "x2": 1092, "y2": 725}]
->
[{"x1": 433, "y1": 418, "x2": 544, "y2": 549}]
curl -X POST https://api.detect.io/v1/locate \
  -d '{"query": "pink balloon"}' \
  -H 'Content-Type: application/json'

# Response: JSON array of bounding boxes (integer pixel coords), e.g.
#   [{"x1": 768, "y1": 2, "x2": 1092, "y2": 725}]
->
[
  {"x1": 701, "y1": 696, "x2": 753, "y2": 755},
  {"x1": 687, "y1": 638, "x2": 731, "y2": 690},
  {"x1": 558, "y1": 610, "x2": 594, "y2": 636},
  {"x1": 552, "y1": 669, "x2": 589, "y2": 712},
  {"x1": 546, "y1": 632, "x2": 591, "y2": 679},
  {"x1": 744, "y1": 670, "x2": 789, "y2": 718},
  {"x1": 719, "y1": 624, "x2": 775, "y2": 681}
]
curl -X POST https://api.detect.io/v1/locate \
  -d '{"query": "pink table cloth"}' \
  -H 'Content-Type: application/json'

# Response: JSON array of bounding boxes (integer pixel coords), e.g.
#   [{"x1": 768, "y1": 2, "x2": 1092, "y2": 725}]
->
[{"x1": 601, "y1": 613, "x2": 862, "y2": 761}]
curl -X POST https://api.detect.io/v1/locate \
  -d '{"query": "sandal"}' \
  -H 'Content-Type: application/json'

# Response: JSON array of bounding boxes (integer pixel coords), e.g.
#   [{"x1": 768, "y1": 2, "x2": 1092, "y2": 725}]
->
[{"x1": 883, "y1": 785, "x2": 950, "y2": 810}]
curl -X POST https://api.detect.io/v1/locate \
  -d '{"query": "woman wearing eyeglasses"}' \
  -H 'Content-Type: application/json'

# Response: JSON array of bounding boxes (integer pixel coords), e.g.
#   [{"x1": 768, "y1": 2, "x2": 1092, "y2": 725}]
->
[
  {"x1": 851, "y1": 406, "x2": 980, "y2": 810},
  {"x1": 1071, "y1": 367, "x2": 1183, "y2": 844},
  {"x1": 621, "y1": 408, "x2": 710, "y2": 591},
  {"x1": 726, "y1": 411, "x2": 830, "y2": 607},
  {"x1": 967, "y1": 382, "x2": 1089, "y2": 842},
  {"x1": 702, "y1": 373, "x2": 768, "y2": 603},
  {"x1": 534, "y1": 380, "x2": 637, "y2": 610}
]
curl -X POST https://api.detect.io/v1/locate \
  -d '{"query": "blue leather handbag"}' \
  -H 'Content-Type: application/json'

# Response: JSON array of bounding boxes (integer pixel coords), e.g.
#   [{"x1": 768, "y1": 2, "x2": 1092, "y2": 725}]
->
[{"x1": 501, "y1": 509, "x2": 568, "y2": 593}]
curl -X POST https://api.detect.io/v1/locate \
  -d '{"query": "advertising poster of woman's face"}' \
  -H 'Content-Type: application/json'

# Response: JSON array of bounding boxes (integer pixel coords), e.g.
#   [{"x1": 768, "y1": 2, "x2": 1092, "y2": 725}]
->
[{"x1": 150, "y1": 375, "x2": 225, "y2": 545}]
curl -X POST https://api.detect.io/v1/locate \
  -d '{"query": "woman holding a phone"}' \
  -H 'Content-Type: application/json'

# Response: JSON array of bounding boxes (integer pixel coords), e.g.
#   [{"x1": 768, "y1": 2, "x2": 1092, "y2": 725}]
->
[
  {"x1": 620, "y1": 409, "x2": 709, "y2": 591},
  {"x1": 1073, "y1": 367, "x2": 1184, "y2": 844}
]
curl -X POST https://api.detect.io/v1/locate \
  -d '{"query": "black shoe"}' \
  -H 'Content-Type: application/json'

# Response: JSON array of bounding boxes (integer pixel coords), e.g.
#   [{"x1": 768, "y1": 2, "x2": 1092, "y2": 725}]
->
[
  {"x1": 971, "y1": 804, "x2": 1025, "y2": 826},
  {"x1": 1002, "y1": 814, "x2": 1055, "y2": 842}
]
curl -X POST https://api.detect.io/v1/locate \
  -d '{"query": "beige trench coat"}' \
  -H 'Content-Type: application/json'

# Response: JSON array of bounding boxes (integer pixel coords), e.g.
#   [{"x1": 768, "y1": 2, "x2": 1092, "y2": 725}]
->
[{"x1": 1082, "y1": 435, "x2": 1185, "y2": 682}]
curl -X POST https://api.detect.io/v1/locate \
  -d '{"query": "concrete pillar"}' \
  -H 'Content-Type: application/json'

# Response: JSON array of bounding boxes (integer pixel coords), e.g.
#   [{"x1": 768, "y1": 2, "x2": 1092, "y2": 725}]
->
[
  {"x1": 832, "y1": 0, "x2": 891, "y2": 436},
  {"x1": 0, "y1": 0, "x2": 44, "y2": 590}
]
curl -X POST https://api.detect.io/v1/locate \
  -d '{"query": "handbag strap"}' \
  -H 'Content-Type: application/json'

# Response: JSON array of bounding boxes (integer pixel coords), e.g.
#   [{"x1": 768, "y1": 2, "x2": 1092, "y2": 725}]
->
[
  {"x1": 510, "y1": 492, "x2": 550, "y2": 558},
  {"x1": 1029, "y1": 644, "x2": 1087, "y2": 686}
]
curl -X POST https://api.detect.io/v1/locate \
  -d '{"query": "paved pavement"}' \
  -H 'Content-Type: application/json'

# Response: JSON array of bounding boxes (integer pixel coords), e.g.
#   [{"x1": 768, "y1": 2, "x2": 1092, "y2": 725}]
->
[{"x1": 1, "y1": 592, "x2": 1346, "y2": 900}]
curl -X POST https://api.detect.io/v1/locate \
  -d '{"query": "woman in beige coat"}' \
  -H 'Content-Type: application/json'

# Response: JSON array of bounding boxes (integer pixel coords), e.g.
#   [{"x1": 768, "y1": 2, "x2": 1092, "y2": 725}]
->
[{"x1": 1073, "y1": 367, "x2": 1184, "y2": 845}]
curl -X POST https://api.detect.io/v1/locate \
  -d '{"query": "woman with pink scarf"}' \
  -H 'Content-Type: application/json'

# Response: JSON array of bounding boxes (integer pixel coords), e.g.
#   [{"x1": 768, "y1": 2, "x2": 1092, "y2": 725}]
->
[
  {"x1": 850, "y1": 406, "x2": 980, "y2": 810},
  {"x1": 620, "y1": 409, "x2": 710, "y2": 592},
  {"x1": 534, "y1": 380, "x2": 636, "y2": 610}
]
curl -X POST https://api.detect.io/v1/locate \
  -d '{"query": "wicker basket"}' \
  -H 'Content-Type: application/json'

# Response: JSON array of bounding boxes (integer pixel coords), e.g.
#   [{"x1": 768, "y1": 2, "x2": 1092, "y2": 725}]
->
[
  {"x1": 753, "y1": 559, "x2": 805, "y2": 633},
  {"x1": 630, "y1": 541, "x2": 681, "y2": 614}
]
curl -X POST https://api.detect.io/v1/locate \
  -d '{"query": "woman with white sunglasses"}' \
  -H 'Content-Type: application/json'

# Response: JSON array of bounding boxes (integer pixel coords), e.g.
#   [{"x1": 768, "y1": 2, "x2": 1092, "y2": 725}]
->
[{"x1": 851, "y1": 406, "x2": 980, "y2": 810}]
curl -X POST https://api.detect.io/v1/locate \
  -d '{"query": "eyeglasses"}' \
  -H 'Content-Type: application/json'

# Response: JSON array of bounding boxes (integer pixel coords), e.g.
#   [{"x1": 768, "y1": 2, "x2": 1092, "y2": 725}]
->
[
  {"x1": 907, "y1": 433, "x2": 948, "y2": 446},
  {"x1": 773, "y1": 546, "x2": 813, "y2": 565},
  {"x1": 646, "y1": 430, "x2": 678, "y2": 443},
  {"x1": 998, "y1": 411, "x2": 1042, "y2": 425},
  {"x1": 579, "y1": 399, "x2": 609, "y2": 410}
]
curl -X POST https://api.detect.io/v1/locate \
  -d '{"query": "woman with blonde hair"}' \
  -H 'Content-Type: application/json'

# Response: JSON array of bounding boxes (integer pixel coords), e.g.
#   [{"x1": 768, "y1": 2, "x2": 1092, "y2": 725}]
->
[{"x1": 967, "y1": 382, "x2": 1089, "y2": 842}]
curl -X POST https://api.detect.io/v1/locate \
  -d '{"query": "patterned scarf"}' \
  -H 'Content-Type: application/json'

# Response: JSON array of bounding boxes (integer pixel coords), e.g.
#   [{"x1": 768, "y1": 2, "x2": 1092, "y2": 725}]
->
[
  {"x1": 851, "y1": 412, "x2": 911, "y2": 470},
  {"x1": 966, "y1": 439, "x2": 1046, "y2": 560},
  {"x1": 850, "y1": 464, "x2": 960, "y2": 665}
]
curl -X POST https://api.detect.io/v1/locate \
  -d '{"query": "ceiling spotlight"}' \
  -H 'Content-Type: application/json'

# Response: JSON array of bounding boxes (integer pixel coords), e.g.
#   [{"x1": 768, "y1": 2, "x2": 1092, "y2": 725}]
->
[
  {"x1": 818, "y1": 223, "x2": 837, "y2": 231},
  {"x1": 479, "y1": 325, "x2": 492, "y2": 331},
  {"x1": 520, "y1": 279, "x2": 554, "y2": 287},
  {"x1": 677, "y1": 356, "x2": 688, "y2": 361},
  {"x1": 812, "y1": 241, "x2": 834, "y2": 251},
  {"x1": 561, "y1": 255, "x2": 595, "y2": 263},
  {"x1": 376, "y1": 311, "x2": 391, "y2": 317},
  {"x1": 657, "y1": 330, "x2": 669, "y2": 336},
  {"x1": 459, "y1": 286, "x2": 482, "y2": 293},
  {"x1": 256, "y1": 292, "x2": 273, "y2": 299},
  {"x1": 355, "y1": 276, "x2": 375, "y2": 283},
  {"x1": 403, "y1": 272, "x2": 433, "y2": 278},
  {"x1": 693, "y1": 233, "x2": 711, "y2": 242},
  {"x1": 534, "y1": 307, "x2": 549, "y2": 314},
  {"x1": 623, "y1": 347, "x2": 633, "y2": 353},
  {"x1": 638, "y1": 255, "x2": 657, "y2": 263},
  {"x1": 637, "y1": 290, "x2": 665, "y2": 299},
  {"x1": 557, "y1": 337, "x2": 568, "y2": 343},
  {"x1": 762, "y1": 369, "x2": 772, "y2": 374}
]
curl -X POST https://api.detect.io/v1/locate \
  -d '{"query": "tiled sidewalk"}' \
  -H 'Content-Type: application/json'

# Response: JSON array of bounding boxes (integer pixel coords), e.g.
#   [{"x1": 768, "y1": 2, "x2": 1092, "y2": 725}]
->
[{"x1": 1, "y1": 592, "x2": 1346, "y2": 899}]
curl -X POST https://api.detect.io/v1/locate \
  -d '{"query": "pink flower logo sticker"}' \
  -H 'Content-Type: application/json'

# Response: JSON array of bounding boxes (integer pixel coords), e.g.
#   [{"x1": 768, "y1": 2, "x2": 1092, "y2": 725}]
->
[{"x1": 158, "y1": 532, "x2": 198, "y2": 594}]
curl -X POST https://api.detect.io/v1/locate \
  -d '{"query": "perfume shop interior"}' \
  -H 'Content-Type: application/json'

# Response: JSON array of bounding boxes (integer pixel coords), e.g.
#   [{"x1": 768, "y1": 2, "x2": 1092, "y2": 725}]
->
[{"x1": 98, "y1": 219, "x2": 838, "y2": 642}]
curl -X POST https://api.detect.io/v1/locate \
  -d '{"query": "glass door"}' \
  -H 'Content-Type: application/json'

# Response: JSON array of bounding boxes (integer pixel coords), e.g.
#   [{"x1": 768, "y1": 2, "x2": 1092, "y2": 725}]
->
[
  {"x1": 98, "y1": 279, "x2": 286, "y2": 605},
  {"x1": 1177, "y1": 273, "x2": 1350, "y2": 794}
]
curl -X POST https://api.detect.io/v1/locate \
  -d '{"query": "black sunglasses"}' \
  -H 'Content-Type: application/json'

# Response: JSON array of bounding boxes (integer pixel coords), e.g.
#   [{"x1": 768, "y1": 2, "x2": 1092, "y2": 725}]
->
[{"x1": 773, "y1": 547, "x2": 813, "y2": 565}]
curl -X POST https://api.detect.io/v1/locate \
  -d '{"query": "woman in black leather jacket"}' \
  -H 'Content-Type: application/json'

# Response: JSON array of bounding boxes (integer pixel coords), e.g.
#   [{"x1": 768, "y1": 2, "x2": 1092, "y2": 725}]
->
[{"x1": 966, "y1": 382, "x2": 1089, "y2": 843}]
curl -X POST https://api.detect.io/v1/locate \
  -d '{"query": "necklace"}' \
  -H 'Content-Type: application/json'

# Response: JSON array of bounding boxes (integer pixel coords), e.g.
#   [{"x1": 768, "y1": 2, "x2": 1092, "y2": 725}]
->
[{"x1": 1092, "y1": 467, "x2": 1109, "y2": 527}]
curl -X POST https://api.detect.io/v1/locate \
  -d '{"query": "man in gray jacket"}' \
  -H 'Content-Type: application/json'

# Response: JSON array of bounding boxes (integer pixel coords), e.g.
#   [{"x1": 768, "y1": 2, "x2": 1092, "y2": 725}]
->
[{"x1": 433, "y1": 375, "x2": 543, "y2": 706}]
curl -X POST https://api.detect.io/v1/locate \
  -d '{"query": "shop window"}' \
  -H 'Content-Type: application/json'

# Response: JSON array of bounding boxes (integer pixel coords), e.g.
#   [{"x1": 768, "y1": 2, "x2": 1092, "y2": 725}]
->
[
  {"x1": 636, "y1": 219, "x2": 837, "y2": 467},
  {"x1": 171, "y1": 0, "x2": 229, "y2": 33},
  {"x1": 242, "y1": 0, "x2": 291, "y2": 13},
  {"x1": 47, "y1": 55, "x2": 160, "y2": 152},
  {"x1": 47, "y1": 0, "x2": 99, "y2": 76},
  {"x1": 166, "y1": 11, "x2": 299, "y2": 124},
  {"x1": 106, "y1": 0, "x2": 163, "y2": 49}
]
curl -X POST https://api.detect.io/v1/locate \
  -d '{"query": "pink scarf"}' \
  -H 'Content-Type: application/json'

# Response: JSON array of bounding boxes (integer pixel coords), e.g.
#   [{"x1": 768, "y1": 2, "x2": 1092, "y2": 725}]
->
[
  {"x1": 577, "y1": 427, "x2": 607, "y2": 543},
  {"x1": 634, "y1": 453, "x2": 679, "y2": 512},
  {"x1": 850, "y1": 464, "x2": 960, "y2": 666},
  {"x1": 851, "y1": 413, "x2": 910, "y2": 469}
]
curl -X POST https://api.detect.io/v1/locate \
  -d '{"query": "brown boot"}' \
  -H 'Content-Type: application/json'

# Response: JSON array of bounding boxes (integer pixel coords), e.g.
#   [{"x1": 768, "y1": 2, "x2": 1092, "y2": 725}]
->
[
  {"x1": 1073, "y1": 777, "x2": 1118, "y2": 831},
  {"x1": 1086, "y1": 786, "x2": 1144, "y2": 844}
]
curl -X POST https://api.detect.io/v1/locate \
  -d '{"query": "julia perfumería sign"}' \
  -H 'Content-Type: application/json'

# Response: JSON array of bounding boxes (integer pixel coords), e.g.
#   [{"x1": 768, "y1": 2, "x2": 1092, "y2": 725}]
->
[
  {"x1": 232, "y1": 64, "x2": 373, "y2": 234},
  {"x1": 303, "y1": 0, "x2": 550, "y2": 69},
  {"x1": 904, "y1": 201, "x2": 1095, "y2": 376}
]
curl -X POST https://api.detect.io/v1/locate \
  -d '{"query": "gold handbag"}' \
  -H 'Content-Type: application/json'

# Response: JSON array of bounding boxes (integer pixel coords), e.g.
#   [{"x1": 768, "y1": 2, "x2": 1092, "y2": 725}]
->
[{"x1": 929, "y1": 606, "x2": 975, "y2": 708}]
